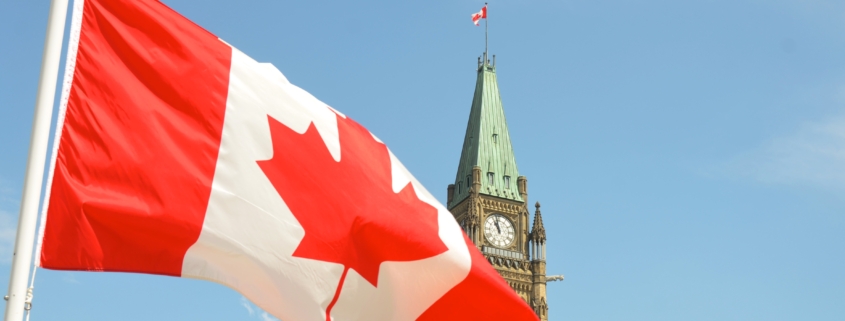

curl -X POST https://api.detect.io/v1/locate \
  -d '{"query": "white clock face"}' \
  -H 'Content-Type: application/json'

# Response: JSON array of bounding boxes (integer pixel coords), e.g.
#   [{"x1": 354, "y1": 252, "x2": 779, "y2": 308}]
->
[{"x1": 484, "y1": 214, "x2": 515, "y2": 248}]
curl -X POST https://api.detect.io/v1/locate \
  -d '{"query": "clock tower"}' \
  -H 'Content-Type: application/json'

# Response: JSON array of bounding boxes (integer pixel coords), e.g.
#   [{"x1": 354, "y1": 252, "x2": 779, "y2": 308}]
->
[{"x1": 447, "y1": 53, "x2": 551, "y2": 320}]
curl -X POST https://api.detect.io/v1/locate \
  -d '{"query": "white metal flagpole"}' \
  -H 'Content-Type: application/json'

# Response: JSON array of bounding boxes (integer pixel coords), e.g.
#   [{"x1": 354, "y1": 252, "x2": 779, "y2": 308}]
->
[
  {"x1": 4, "y1": 0, "x2": 70, "y2": 320},
  {"x1": 485, "y1": 2, "x2": 488, "y2": 57}
]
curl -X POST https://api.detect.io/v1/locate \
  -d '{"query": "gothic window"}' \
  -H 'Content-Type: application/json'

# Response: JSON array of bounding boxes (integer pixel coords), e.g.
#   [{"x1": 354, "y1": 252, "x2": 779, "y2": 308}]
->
[
  {"x1": 487, "y1": 172, "x2": 494, "y2": 185},
  {"x1": 467, "y1": 175, "x2": 472, "y2": 187},
  {"x1": 492, "y1": 134, "x2": 498, "y2": 143},
  {"x1": 504, "y1": 175, "x2": 511, "y2": 189},
  {"x1": 457, "y1": 182, "x2": 462, "y2": 194}
]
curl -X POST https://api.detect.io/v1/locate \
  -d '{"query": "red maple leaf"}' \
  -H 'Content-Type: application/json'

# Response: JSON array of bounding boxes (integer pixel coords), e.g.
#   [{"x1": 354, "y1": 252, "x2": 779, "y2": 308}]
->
[{"x1": 257, "y1": 113, "x2": 448, "y2": 320}]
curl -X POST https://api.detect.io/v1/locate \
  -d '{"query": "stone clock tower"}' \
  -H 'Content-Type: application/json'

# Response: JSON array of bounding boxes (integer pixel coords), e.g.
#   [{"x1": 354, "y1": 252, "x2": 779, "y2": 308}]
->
[{"x1": 447, "y1": 53, "x2": 551, "y2": 320}]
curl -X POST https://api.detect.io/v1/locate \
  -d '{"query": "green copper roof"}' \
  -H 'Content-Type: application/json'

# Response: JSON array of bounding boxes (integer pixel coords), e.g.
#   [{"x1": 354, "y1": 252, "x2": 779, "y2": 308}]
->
[{"x1": 449, "y1": 59, "x2": 523, "y2": 208}]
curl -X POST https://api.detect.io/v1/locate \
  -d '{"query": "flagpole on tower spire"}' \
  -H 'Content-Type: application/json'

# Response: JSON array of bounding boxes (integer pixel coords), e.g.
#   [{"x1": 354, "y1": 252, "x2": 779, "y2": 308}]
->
[{"x1": 485, "y1": 2, "x2": 488, "y2": 59}]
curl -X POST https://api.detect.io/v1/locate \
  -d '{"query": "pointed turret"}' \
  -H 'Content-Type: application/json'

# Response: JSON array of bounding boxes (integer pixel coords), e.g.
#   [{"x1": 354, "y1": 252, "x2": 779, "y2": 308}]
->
[
  {"x1": 530, "y1": 201, "x2": 546, "y2": 243},
  {"x1": 529, "y1": 201, "x2": 549, "y2": 320},
  {"x1": 448, "y1": 55, "x2": 522, "y2": 209}
]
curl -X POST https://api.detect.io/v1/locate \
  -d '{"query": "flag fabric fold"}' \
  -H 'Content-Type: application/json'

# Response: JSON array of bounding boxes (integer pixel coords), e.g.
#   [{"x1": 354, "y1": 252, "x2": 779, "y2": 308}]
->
[{"x1": 37, "y1": 0, "x2": 538, "y2": 320}]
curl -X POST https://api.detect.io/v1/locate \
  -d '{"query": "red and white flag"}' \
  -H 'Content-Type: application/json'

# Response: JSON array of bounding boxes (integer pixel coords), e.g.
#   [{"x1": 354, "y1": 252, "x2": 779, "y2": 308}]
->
[
  {"x1": 472, "y1": 5, "x2": 488, "y2": 26},
  {"x1": 36, "y1": 0, "x2": 537, "y2": 320}
]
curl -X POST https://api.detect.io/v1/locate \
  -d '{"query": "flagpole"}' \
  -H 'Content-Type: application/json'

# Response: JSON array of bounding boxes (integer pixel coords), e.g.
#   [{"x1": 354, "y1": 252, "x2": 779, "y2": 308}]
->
[
  {"x1": 485, "y1": 2, "x2": 488, "y2": 58},
  {"x1": 4, "y1": 0, "x2": 70, "y2": 320}
]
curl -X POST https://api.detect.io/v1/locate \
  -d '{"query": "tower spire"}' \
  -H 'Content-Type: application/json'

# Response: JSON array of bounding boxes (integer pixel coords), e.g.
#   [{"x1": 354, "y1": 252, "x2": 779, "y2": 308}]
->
[{"x1": 449, "y1": 56, "x2": 521, "y2": 209}]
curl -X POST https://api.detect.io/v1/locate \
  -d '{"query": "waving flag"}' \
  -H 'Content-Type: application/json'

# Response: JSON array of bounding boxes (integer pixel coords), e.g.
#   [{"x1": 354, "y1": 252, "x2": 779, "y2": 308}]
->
[
  {"x1": 36, "y1": 0, "x2": 538, "y2": 320},
  {"x1": 472, "y1": 5, "x2": 488, "y2": 26}
]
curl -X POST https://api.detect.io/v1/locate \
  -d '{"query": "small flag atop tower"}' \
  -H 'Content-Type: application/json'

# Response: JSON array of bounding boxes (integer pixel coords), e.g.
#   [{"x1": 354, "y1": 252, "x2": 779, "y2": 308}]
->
[{"x1": 471, "y1": 4, "x2": 487, "y2": 26}]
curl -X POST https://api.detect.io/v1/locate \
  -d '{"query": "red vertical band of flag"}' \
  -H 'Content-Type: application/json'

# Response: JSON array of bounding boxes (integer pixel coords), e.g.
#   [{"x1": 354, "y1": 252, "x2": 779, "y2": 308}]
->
[{"x1": 39, "y1": 0, "x2": 232, "y2": 276}]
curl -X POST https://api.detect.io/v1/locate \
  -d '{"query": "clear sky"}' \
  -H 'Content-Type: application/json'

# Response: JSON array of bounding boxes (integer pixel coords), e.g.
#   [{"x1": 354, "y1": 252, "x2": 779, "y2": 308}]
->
[{"x1": 2, "y1": 0, "x2": 845, "y2": 320}]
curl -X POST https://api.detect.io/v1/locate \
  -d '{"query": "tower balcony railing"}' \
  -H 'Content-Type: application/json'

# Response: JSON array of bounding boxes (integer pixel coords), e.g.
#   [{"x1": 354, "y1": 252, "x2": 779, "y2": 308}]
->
[{"x1": 481, "y1": 246, "x2": 525, "y2": 260}]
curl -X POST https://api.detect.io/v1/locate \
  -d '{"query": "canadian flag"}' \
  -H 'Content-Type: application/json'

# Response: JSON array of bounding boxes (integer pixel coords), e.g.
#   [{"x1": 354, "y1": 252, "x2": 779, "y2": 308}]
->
[
  {"x1": 36, "y1": 0, "x2": 537, "y2": 320},
  {"x1": 472, "y1": 5, "x2": 488, "y2": 26}
]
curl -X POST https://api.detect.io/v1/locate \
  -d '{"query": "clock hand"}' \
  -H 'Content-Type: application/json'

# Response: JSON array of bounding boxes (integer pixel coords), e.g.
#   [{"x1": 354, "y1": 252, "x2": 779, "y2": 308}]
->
[{"x1": 494, "y1": 219, "x2": 501, "y2": 234}]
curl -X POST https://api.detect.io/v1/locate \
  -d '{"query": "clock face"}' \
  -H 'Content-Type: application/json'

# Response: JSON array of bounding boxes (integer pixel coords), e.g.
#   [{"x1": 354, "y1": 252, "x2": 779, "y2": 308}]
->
[{"x1": 484, "y1": 214, "x2": 515, "y2": 248}]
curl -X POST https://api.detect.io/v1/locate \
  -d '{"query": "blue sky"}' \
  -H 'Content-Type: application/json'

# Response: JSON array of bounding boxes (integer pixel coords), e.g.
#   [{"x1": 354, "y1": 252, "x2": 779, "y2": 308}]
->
[{"x1": 2, "y1": 0, "x2": 845, "y2": 320}]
